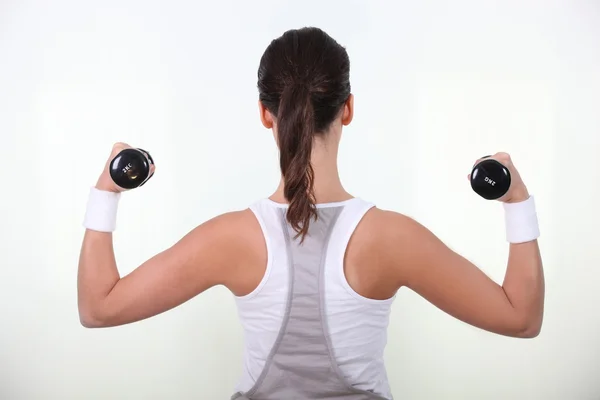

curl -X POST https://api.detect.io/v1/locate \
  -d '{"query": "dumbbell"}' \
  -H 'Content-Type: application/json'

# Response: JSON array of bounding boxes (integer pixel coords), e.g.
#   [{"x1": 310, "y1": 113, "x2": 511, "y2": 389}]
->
[
  {"x1": 109, "y1": 148, "x2": 154, "y2": 189},
  {"x1": 470, "y1": 156, "x2": 511, "y2": 200}
]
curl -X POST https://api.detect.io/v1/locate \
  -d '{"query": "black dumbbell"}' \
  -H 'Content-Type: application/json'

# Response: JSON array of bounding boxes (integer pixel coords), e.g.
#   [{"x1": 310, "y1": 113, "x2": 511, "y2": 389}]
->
[
  {"x1": 470, "y1": 156, "x2": 511, "y2": 200},
  {"x1": 109, "y1": 148, "x2": 154, "y2": 190}
]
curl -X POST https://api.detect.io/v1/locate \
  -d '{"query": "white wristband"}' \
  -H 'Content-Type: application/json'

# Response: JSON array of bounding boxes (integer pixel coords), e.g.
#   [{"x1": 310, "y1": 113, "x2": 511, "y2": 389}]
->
[
  {"x1": 83, "y1": 187, "x2": 121, "y2": 232},
  {"x1": 502, "y1": 195, "x2": 540, "y2": 244}
]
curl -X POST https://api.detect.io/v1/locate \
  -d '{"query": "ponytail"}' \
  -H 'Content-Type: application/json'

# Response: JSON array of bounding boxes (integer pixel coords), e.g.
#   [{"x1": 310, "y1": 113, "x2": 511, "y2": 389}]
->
[
  {"x1": 277, "y1": 82, "x2": 317, "y2": 242},
  {"x1": 257, "y1": 28, "x2": 352, "y2": 242}
]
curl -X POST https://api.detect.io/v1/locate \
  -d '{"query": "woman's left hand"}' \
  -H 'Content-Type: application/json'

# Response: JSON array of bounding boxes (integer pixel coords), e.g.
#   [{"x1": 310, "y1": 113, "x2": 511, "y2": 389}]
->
[{"x1": 95, "y1": 142, "x2": 155, "y2": 193}]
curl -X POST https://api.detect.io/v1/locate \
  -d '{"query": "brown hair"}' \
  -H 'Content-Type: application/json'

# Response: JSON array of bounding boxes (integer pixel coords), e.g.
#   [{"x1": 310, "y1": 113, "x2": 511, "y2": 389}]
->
[{"x1": 257, "y1": 27, "x2": 351, "y2": 241}]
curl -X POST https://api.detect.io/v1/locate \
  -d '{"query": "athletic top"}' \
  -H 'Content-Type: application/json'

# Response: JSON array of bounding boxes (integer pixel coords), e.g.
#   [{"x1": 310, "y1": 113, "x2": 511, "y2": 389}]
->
[{"x1": 231, "y1": 198, "x2": 396, "y2": 400}]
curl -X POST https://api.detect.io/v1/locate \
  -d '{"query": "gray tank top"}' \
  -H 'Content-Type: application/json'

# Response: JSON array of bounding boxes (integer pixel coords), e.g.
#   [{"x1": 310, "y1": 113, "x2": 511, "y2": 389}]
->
[{"x1": 231, "y1": 206, "x2": 391, "y2": 400}]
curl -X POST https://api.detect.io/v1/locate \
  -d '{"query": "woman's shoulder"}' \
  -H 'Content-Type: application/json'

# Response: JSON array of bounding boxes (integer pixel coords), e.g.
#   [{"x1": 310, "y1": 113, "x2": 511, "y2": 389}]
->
[
  {"x1": 343, "y1": 206, "x2": 422, "y2": 299},
  {"x1": 352, "y1": 207, "x2": 434, "y2": 275},
  {"x1": 356, "y1": 206, "x2": 456, "y2": 286},
  {"x1": 197, "y1": 208, "x2": 266, "y2": 295},
  {"x1": 360, "y1": 207, "x2": 418, "y2": 236},
  {"x1": 207, "y1": 208, "x2": 264, "y2": 249}
]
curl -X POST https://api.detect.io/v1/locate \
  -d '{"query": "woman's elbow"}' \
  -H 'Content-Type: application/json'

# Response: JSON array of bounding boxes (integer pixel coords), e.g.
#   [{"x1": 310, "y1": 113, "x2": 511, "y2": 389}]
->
[
  {"x1": 78, "y1": 303, "x2": 109, "y2": 328},
  {"x1": 513, "y1": 314, "x2": 543, "y2": 338},
  {"x1": 515, "y1": 324, "x2": 542, "y2": 338},
  {"x1": 79, "y1": 310, "x2": 103, "y2": 328}
]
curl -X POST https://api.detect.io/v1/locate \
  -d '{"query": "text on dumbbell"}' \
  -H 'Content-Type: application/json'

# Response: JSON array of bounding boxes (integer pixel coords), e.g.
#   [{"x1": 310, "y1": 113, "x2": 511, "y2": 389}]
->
[{"x1": 122, "y1": 163, "x2": 133, "y2": 174}]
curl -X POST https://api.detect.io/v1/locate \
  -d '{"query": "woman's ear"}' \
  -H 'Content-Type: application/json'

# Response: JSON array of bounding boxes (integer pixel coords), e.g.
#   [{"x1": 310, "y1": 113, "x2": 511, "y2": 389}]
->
[
  {"x1": 341, "y1": 94, "x2": 354, "y2": 126},
  {"x1": 258, "y1": 100, "x2": 274, "y2": 129}
]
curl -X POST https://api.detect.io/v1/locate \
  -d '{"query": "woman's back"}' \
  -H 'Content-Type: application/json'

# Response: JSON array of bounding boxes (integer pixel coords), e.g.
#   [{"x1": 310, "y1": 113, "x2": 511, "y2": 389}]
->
[{"x1": 232, "y1": 197, "x2": 395, "y2": 398}]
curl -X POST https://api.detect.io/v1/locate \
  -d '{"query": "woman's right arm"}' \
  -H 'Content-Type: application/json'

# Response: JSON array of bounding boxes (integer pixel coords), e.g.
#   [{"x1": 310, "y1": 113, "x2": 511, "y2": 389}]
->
[{"x1": 383, "y1": 153, "x2": 544, "y2": 338}]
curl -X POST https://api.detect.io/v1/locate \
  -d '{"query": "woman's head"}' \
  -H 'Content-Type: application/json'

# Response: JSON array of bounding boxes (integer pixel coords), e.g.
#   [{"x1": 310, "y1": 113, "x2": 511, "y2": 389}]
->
[{"x1": 257, "y1": 27, "x2": 353, "y2": 241}]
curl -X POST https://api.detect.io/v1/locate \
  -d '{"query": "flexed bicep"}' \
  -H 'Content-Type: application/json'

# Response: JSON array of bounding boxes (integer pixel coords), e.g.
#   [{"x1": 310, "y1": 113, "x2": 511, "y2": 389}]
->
[
  {"x1": 79, "y1": 211, "x2": 254, "y2": 328},
  {"x1": 386, "y1": 212, "x2": 537, "y2": 338}
]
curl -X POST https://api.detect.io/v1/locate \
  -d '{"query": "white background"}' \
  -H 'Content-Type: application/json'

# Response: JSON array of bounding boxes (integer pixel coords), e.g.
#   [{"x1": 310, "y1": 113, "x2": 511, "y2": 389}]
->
[{"x1": 1, "y1": 0, "x2": 599, "y2": 399}]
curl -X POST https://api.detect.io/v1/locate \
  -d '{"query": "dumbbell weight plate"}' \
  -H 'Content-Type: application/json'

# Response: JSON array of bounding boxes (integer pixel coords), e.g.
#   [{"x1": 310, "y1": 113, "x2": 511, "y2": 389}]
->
[
  {"x1": 470, "y1": 158, "x2": 511, "y2": 200},
  {"x1": 109, "y1": 148, "x2": 152, "y2": 190}
]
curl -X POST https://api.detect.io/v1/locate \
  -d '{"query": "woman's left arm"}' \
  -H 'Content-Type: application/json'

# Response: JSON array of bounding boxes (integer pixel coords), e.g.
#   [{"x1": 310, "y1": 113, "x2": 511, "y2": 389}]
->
[
  {"x1": 77, "y1": 143, "x2": 250, "y2": 328},
  {"x1": 78, "y1": 210, "x2": 249, "y2": 328}
]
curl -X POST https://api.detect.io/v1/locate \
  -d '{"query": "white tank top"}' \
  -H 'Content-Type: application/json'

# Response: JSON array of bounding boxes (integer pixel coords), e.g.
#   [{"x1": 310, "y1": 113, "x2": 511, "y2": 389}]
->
[{"x1": 233, "y1": 198, "x2": 395, "y2": 398}]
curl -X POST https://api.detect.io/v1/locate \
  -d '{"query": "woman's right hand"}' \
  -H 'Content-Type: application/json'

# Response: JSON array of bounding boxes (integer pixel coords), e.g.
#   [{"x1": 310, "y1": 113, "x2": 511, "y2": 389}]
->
[{"x1": 469, "y1": 152, "x2": 530, "y2": 203}]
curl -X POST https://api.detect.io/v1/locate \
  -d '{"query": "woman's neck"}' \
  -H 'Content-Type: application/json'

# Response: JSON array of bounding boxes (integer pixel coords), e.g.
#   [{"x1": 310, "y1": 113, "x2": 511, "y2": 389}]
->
[{"x1": 270, "y1": 136, "x2": 352, "y2": 204}]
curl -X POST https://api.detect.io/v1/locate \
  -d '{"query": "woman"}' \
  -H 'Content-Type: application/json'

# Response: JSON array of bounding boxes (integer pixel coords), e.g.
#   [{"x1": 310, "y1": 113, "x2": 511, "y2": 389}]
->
[{"x1": 79, "y1": 27, "x2": 544, "y2": 399}]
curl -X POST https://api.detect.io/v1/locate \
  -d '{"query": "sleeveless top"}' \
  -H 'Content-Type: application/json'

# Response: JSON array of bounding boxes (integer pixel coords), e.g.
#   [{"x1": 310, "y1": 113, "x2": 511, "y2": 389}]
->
[{"x1": 231, "y1": 198, "x2": 395, "y2": 399}]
